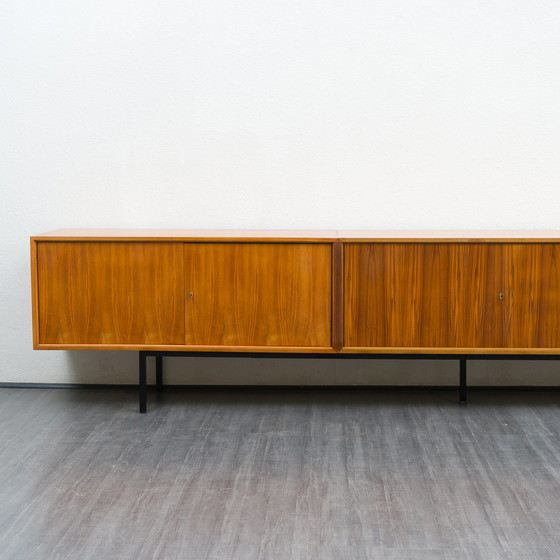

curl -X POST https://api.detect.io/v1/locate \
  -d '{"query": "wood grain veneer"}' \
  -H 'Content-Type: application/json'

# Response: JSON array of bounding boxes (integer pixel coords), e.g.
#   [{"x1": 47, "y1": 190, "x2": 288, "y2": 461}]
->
[
  {"x1": 36, "y1": 242, "x2": 184, "y2": 346},
  {"x1": 503, "y1": 244, "x2": 560, "y2": 348},
  {"x1": 31, "y1": 230, "x2": 560, "y2": 355},
  {"x1": 184, "y1": 243, "x2": 331, "y2": 347},
  {"x1": 344, "y1": 243, "x2": 503, "y2": 349},
  {"x1": 343, "y1": 242, "x2": 560, "y2": 352}
]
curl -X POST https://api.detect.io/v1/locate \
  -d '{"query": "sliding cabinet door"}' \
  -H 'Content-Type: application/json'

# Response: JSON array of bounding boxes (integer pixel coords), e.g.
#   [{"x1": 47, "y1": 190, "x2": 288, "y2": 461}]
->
[
  {"x1": 37, "y1": 242, "x2": 185, "y2": 345},
  {"x1": 344, "y1": 243, "x2": 503, "y2": 350},
  {"x1": 184, "y1": 243, "x2": 332, "y2": 348},
  {"x1": 503, "y1": 244, "x2": 560, "y2": 349}
]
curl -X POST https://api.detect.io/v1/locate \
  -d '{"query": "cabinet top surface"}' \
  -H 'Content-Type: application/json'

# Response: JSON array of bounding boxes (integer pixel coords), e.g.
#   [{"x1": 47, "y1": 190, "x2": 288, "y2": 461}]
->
[
  {"x1": 31, "y1": 229, "x2": 560, "y2": 242},
  {"x1": 32, "y1": 229, "x2": 339, "y2": 242}
]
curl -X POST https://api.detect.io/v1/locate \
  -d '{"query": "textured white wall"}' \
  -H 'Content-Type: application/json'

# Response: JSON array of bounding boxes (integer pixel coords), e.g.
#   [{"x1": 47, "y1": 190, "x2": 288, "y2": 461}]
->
[{"x1": 2, "y1": 0, "x2": 560, "y2": 385}]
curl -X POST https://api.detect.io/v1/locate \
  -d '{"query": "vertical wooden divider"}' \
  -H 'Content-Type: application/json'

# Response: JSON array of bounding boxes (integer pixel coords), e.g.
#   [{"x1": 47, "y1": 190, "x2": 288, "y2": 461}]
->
[{"x1": 332, "y1": 241, "x2": 343, "y2": 352}]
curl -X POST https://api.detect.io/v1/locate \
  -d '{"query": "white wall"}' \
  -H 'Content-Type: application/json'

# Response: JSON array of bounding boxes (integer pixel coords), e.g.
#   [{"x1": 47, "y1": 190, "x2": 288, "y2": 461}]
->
[{"x1": 2, "y1": 0, "x2": 560, "y2": 386}]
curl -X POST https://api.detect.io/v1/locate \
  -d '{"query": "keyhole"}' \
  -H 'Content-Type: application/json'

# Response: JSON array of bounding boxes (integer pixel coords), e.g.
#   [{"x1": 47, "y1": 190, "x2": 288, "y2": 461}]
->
[{"x1": 499, "y1": 292, "x2": 504, "y2": 301}]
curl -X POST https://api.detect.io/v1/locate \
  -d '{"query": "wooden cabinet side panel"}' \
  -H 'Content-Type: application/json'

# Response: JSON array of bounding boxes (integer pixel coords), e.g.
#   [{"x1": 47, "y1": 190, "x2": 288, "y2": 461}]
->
[
  {"x1": 31, "y1": 240, "x2": 40, "y2": 348},
  {"x1": 37, "y1": 242, "x2": 185, "y2": 345},
  {"x1": 184, "y1": 243, "x2": 332, "y2": 347},
  {"x1": 344, "y1": 243, "x2": 503, "y2": 348},
  {"x1": 504, "y1": 244, "x2": 560, "y2": 348}
]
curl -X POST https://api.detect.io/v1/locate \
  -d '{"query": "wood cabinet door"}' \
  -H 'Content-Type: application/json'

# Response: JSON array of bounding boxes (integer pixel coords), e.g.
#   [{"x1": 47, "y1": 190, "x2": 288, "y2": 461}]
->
[
  {"x1": 184, "y1": 243, "x2": 332, "y2": 347},
  {"x1": 344, "y1": 243, "x2": 503, "y2": 349},
  {"x1": 503, "y1": 244, "x2": 560, "y2": 348},
  {"x1": 37, "y1": 242, "x2": 185, "y2": 345}
]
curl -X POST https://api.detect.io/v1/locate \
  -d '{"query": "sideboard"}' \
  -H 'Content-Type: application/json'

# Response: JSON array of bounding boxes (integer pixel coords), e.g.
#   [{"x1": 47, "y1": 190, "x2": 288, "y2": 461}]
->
[{"x1": 31, "y1": 229, "x2": 560, "y2": 412}]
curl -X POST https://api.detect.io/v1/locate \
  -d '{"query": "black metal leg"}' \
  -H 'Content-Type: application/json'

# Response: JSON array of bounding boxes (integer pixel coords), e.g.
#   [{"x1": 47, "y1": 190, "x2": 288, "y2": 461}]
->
[
  {"x1": 156, "y1": 355, "x2": 163, "y2": 392},
  {"x1": 459, "y1": 358, "x2": 467, "y2": 404},
  {"x1": 139, "y1": 351, "x2": 147, "y2": 413}
]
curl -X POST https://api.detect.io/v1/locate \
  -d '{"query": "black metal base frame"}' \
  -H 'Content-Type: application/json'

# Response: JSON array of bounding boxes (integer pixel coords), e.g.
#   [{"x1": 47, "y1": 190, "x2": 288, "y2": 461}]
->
[{"x1": 138, "y1": 351, "x2": 560, "y2": 413}]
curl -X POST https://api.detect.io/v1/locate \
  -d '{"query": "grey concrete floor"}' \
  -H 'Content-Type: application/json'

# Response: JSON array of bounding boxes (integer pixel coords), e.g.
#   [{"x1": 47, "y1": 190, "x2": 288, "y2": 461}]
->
[{"x1": 1, "y1": 386, "x2": 560, "y2": 559}]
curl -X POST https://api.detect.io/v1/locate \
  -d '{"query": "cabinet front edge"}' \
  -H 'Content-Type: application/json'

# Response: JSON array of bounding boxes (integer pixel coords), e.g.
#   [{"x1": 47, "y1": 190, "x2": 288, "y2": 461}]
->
[
  {"x1": 341, "y1": 347, "x2": 560, "y2": 355},
  {"x1": 34, "y1": 344, "x2": 338, "y2": 353}
]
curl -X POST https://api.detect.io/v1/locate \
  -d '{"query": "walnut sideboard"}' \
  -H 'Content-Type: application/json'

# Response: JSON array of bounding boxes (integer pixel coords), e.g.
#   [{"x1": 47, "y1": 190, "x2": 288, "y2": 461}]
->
[{"x1": 31, "y1": 229, "x2": 560, "y2": 412}]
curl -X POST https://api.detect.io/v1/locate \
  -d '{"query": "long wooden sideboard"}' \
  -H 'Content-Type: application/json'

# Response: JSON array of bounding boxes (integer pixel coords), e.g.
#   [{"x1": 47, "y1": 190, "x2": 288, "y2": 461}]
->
[{"x1": 31, "y1": 229, "x2": 560, "y2": 411}]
